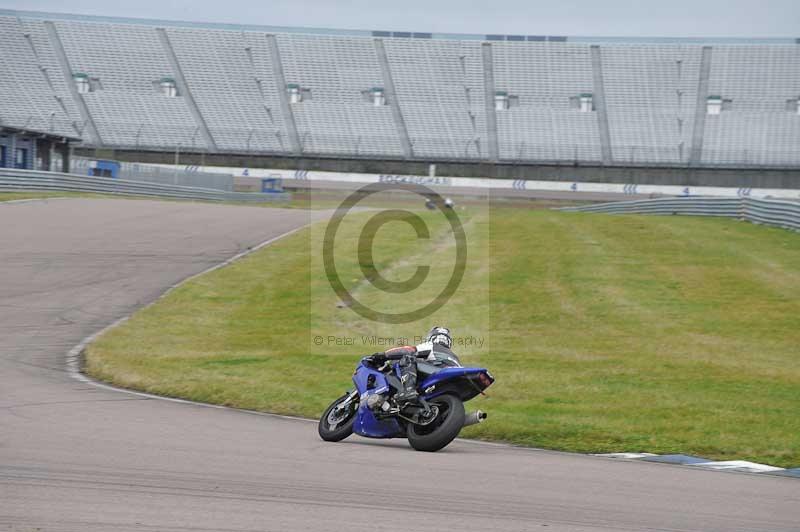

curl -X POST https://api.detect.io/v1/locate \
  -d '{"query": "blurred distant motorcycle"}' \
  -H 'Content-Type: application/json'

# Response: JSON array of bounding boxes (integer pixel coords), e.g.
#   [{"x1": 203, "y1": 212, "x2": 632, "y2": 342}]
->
[{"x1": 425, "y1": 197, "x2": 455, "y2": 210}]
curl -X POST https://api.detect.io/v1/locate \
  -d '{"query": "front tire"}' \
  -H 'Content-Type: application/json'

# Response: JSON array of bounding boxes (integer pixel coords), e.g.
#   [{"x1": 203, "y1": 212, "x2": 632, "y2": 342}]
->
[
  {"x1": 318, "y1": 393, "x2": 357, "y2": 442},
  {"x1": 407, "y1": 394, "x2": 465, "y2": 452}
]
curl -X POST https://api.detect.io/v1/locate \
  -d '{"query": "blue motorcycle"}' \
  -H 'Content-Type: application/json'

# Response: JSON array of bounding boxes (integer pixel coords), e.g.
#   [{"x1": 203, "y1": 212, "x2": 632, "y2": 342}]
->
[{"x1": 318, "y1": 343, "x2": 494, "y2": 452}]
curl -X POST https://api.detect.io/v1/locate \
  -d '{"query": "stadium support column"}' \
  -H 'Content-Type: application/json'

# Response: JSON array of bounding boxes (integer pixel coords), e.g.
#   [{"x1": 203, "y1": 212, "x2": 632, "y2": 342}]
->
[
  {"x1": 38, "y1": 139, "x2": 51, "y2": 171},
  {"x1": 8, "y1": 134, "x2": 16, "y2": 169},
  {"x1": 590, "y1": 45, "x2": 613, "y2": 165},
  {"x1": 689, "y1": 46, "x2": 713, "y2": 166},
  {"x1": 374, "y1": 39, "x2": 413, "y2": 159},
  {"x1": 44, "y1": 21, "x2": 103, "y2": 147},
  {"x1": 156, "y1": 28, "x2": 218, "y2": 152},
  {"x1": 60, "y1": 141, "x2": 71, "y2": 173},
  {"x1": 481, "y1": 43, "x2": 499, "y2": 162},
  {"x1": 265, "y1": 34, "x2": 301, "y2": 155}
]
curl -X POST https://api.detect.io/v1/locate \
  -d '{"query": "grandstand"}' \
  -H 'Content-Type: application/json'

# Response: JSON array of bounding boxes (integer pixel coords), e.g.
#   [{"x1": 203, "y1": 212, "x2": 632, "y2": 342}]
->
[{"x1": 1, "y1": 8, "x2": 798, "y2": 170}]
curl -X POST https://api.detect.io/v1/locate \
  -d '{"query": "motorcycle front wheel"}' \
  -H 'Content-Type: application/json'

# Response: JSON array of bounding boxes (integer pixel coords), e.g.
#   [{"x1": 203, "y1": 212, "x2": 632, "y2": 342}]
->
[
  {"x1": 318, "y1": 393, "x2": 358, "y2": 442},
  {"x1": 407, "y1": 394, "x2": 465, "y2": 452}
]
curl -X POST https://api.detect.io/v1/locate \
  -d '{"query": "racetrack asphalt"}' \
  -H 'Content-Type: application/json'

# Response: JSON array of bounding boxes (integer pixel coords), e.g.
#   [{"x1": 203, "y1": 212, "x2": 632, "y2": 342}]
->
[{"x1": 1, "y1": 198, "x2": 798, "y2": 532}]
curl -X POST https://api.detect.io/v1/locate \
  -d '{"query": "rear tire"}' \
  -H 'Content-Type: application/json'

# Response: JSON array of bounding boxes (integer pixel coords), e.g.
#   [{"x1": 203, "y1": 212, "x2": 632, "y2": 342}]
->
[
  {"x1": 318, "y1": 394, "x2": 357, "y2": 442},
  {"x1": 407, "y1": 394, "x2": 465, "y2": 452}
]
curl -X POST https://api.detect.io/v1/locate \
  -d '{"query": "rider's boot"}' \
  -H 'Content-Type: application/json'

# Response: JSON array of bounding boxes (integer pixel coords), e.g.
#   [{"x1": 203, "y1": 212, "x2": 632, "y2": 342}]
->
[{"x1": 394, "y1": 354, "x2": 418, "y2": 405}]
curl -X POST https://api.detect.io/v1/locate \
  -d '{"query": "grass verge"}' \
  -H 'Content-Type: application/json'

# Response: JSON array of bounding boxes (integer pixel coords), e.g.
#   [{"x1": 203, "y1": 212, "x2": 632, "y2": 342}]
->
[
  {"x1": 86, "y1": 207, "x2": 800, "y2": 467},
  {"x1": 0, "y1": 190, "x2": 303, "y2": 207},
  {"x1": 0, "y1": 191, "x2": 118, "y2": 202}
]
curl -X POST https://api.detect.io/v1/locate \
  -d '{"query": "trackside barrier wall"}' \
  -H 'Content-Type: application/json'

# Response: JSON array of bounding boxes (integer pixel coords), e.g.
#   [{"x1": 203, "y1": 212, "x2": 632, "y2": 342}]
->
[
  {"x1": 148, "y1": 164, "x2": 800, "y2": 200},
  {"x1": 0, "y1": 169, "x2": 289, "y2": 202},
  {"x1": 560, "y1": 197, "x2": 800, "y2": 231}
]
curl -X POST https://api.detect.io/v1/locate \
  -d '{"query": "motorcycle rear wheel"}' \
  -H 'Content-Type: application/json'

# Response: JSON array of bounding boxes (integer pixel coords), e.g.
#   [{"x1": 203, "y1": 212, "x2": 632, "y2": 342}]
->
[
  {"x1": 318, "y1": 393, "x2": 357, "y2": 442},
  {"x1": 407, "y1": 394, "x2": 465, "y2": 452}
]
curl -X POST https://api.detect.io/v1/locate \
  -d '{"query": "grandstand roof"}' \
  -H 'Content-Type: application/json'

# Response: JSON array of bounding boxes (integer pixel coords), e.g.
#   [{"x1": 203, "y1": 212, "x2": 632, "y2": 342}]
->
[
  {"x1": 1, "y1": 8, "x2": 796, "y2": 46},
  {"x1": 1, "y1": 125, "x2": 80, "y2": 142}
]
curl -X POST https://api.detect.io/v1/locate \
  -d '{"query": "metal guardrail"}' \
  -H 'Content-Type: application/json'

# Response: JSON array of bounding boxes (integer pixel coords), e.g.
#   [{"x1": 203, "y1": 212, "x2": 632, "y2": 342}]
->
[
  {"x1": 0, "y1": 169, "x2": 289, "y2": 203},
  {"x1": 71, "y1": 157, "x2": 235, "y2": 192},
  {"x1": 561, "y1": 196, "x2": 800, "y2": 231}
]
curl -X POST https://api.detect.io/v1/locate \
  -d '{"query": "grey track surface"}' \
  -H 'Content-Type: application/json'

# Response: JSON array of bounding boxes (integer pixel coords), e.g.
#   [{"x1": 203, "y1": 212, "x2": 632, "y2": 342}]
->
[{"x1": 0, "y1": 198, "x2": 798, "y2": 532}]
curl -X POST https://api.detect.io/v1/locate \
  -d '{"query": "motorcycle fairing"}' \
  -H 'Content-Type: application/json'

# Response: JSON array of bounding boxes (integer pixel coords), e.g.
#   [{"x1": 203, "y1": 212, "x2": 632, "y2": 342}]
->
[
  {"x1": 419, "y1": 366, "x2": 488, "y2": 400},
  {"x1": 420, "y1": 366, "x2": 487, "y2": 388},
  {"x1": 352, "y1": 362, "x2": 403, "y2": 438}
]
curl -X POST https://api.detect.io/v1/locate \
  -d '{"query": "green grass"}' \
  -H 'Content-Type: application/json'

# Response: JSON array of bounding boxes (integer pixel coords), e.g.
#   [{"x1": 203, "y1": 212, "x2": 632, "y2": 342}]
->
[
  {"x1": 0, "y1": 189, "x2": 428, "y2": 210},
  {"x1": 0, "y1": 191, "x2": 116, "y2": 202},
  {"x1": 0, "y1": 190, "x2": 305, "y2": 208},
  {"x1": 86, "y1": 207, "x2": 800, "y2": 467}
]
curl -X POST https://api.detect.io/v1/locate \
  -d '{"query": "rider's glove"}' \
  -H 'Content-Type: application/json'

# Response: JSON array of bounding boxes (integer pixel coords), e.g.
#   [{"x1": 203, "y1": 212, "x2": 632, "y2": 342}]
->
[{"x1": 366, "y1": 352, "x2": 387, "y2": 365}]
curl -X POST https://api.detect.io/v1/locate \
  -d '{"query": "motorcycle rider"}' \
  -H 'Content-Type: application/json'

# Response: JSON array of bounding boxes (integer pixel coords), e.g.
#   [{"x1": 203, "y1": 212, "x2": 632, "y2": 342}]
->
[{"x1": 366, "y1": 326, "x2": 453, "y2": 405}]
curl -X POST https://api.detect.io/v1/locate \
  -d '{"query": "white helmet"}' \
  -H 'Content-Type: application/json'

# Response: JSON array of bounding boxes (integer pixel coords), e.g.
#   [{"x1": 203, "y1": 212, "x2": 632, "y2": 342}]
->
[{"x1": 426, "y1": 326, "x2": 452, "y2": 349}]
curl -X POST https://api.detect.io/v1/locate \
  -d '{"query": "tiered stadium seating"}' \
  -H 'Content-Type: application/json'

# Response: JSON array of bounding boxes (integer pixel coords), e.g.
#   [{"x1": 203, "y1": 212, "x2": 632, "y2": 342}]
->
[
  {"x1": 383, "y1": 38, "x2": 486, "y2": 159},
  {"x1": 1, "y1": 10, "x2": 798, "y2": 167},
  {"x1": 166, "y1": 27, "x2": 287, "y2": 152},
  {"x1": 52, "y1": 20, "x2": 200, "y2": 148},
  {"x1": 703, "y1": 45, "x2": 800, "y2": 166},
  {"x1": 492, "y1": 41, "x2": 601, "y2": 162},
  {"x1": 0, "y1": 16, "x2": 76, "y2": 137},
  {"x1": 601, "y1": 44, "x2": 701, "y2": 164},
  {"x1": 276, "y1": 34, "x2": 404, "y2": 156}
]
